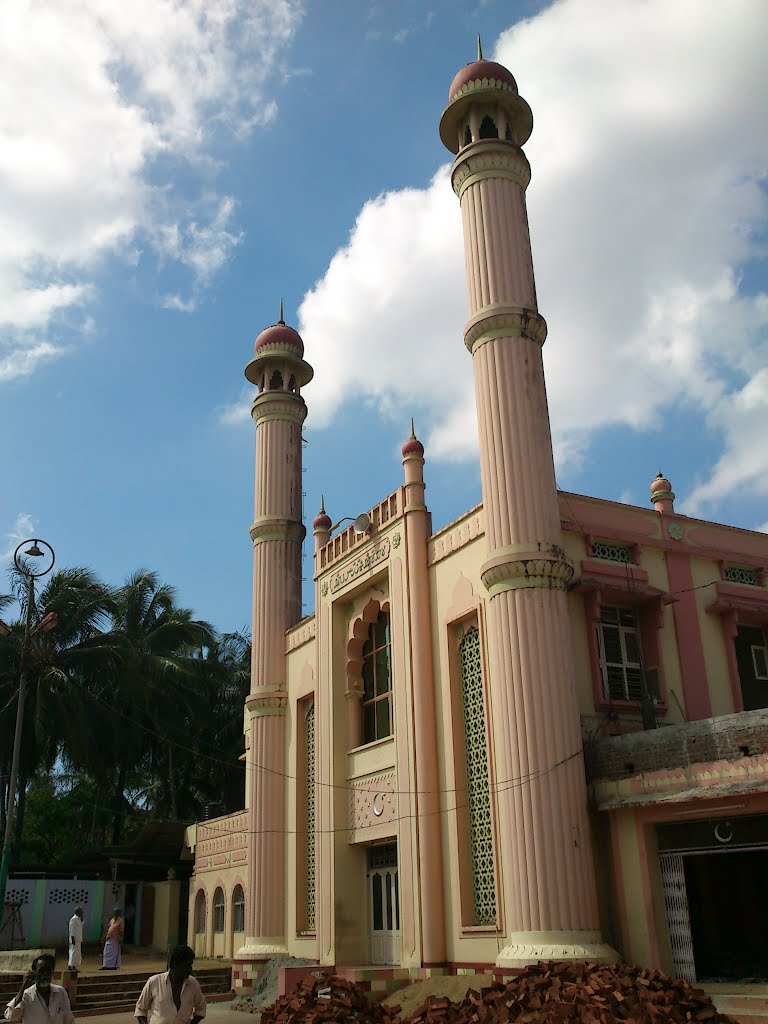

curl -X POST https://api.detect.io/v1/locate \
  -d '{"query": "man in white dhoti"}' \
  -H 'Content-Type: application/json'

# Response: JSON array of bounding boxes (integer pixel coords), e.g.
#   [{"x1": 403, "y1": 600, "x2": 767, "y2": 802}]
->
[{"x1": 68, "y1": 907, "x2": 83, "y2": 973}]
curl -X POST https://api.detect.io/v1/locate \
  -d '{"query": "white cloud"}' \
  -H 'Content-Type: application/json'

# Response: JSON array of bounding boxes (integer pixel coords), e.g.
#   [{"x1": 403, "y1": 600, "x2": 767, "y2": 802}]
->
[
  {"x1": 1, "y1": 514, "x2": 36, "y2": 564},
  {"x1": 296, "y1": 0, "x2": 768, "y2": 500},
  {"x1": 0, "y1": 0, "x2": 303, "y2": 377}
]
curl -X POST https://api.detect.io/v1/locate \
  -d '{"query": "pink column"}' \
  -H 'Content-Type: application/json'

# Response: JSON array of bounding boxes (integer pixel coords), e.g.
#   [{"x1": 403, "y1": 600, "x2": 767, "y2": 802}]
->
[
  {"x1": 439, "y1": 58, "x2": 616, "y2": 966},
  {"x1": 239, "y1": 319, "x2": 313, "y2": 960},
  {"x1": 401, "y1": 428, "x2": 446, "y2": 965}
]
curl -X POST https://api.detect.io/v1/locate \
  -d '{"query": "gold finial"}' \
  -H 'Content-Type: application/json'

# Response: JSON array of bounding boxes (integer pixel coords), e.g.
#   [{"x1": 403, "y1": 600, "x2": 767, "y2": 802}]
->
[
  {"x1": 278, "y1": 297, "x2": 285, "y2": 325},
  {"x1": 410, "y1": 417, "x2": 416, "y2": 439},
  {"x1": 477, "y1": 34, "x2": 483, "y2": 61}
]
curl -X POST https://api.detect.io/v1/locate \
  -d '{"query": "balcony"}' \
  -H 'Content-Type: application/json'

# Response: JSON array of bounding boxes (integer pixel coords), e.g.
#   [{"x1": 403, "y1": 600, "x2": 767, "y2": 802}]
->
[{"x1": 584, "y1": 708, "x2": 768, "y2": 810}]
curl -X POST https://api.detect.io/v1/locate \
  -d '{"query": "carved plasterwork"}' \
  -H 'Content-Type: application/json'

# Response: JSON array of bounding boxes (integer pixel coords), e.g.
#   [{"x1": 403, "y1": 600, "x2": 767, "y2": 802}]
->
[
  {"x1": 428, "y1": 506, "x2": 484, "y2": 565},
  {"x1": 330, "y1": 538, "x2": 390, "y2": 594},
  {"x1": 349, "y1": 770, "x2": 397, "y2": 841},
  {"x1": 286, "y1": 616, "x2": 316, "y2": 652},
  {"x1": 346, "y1": 590, "x2": 390, "y2": 696}
]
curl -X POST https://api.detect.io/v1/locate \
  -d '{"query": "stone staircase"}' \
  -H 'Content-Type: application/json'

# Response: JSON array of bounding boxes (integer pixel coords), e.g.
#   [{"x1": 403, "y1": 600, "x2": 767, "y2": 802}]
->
[
  {"x1": 0, "y1": 968, "x2": 232, "y2": 1017},
  {"x1": 707, "y1": 988, "x2": 768, "y2": 1024}
]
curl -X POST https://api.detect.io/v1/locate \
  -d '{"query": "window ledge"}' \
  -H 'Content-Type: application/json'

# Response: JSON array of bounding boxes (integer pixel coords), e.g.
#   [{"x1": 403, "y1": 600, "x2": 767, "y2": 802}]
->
[
  {"x1": 348, "y1": 735, "x2": 395, "y2": 755},
  {"x1": 460, "y1": 925, "x2": 503, "y2": 936}
]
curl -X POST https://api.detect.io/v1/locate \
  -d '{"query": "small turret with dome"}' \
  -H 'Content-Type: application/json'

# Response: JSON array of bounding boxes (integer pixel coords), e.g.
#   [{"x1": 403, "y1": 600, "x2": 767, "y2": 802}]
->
[
  {"x1": 245, "y1": 300, "x2": 313, "y2": 395},
  {"x1": 439, "y1": 36, "x2": 533, "y2": 153},
  {"x1": 650, "y1": 470, "x2": 676, "y2": 514}
]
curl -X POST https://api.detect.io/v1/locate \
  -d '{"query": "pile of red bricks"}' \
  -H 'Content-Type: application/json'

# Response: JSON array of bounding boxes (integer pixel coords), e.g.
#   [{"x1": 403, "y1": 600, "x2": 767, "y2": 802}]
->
[
  {"x1": 408, "y1": 962, "x2": 733, "y2": 1024},
  {"x1": 260, "y1": 974, "x2": 401, "y2": 1024}
]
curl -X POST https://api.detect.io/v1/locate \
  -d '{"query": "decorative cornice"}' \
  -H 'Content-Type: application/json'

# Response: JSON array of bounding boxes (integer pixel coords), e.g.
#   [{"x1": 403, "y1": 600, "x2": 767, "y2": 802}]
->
[
  {"x1": 251, "y1": 391, "x2": 308, "y2": 425},
  {"x1": 250, "y1": 516, "x2": 305, "y2": 545},
  {"x1": 452, "y1": 143, "x2": 531, "y2": 200},
  {"x1": 329, "y1": 538, "x2": 391, "y2": 594},
  {"x1": 451, "y1": 76, "x2": 517, "y2": 104},
  {"x1": 465, "y1": 307, "x2": 547, "y2": 354},
  {"x1": 428, "y1": 505, "x2": 484, "y2": 565},
  {"x1": 481, "y1": 543, "x2": 574, "y2": 596}
]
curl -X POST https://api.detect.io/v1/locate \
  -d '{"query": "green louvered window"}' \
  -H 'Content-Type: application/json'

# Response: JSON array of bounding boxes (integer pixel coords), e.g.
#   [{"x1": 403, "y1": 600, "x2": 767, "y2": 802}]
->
[{"x1": 459, "y1": 626, "x2": 497, "y2": 926}]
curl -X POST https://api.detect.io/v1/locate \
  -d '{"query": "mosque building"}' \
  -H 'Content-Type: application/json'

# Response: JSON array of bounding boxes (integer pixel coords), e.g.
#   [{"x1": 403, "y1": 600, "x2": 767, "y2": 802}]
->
[{"x1": 185, "y1": 50, "x2": 768, "y2": 989}]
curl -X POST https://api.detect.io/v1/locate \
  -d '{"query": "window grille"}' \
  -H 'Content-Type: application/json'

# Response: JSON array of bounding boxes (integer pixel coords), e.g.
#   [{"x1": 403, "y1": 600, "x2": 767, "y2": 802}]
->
[
  {"x1": 361, "y1": 613, "x2": 393, "y2": 744},
  {"x1": 213, "y1": 888, "x2": 225, "y2": 933},
  {"x1": 459, "y1": 626, "x2": 497, "y2": 926},
  {"x1": 232, "y1": 886, "x2": 245, "y2": 933},
  {"x1": 194, "y1": 891, "x2": 206, "y2": 934},
  {"x1": 592, "y1": 541, "x2": 632, "y2": 563},
  {"x1": 597, "y1": 606, "x2": 645, "y2": 701},
  {"x1": 47, "y1": 888, "x2": 89, "y2": 904},
  {"x1": 4, "y1": 889, "x2": 30, "y2": 905},
  {"x1": 368, "y1": 843, "x2": 398, "y2": 870},
  {"x1": 305, "y1": 702, "x2": 316, "y2": 932},
  {"x1": 725, "y1": 565, "x2": 760, "y2": 586}
]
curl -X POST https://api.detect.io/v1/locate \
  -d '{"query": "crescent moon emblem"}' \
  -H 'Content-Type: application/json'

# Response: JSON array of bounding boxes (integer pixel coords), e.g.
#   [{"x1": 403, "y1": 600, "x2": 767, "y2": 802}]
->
[
  {"x1": 372, "y1": 792, "x2": 385, "y2": 817},
  {"x1": 714, "y1": 822, "x2": 733, "y2": 844}
]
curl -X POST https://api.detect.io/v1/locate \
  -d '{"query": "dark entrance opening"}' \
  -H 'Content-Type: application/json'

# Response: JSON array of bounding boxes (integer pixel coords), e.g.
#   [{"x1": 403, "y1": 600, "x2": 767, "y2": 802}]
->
[{"x1": 685, "y1": 850, "x2": 768, "y2": 980}]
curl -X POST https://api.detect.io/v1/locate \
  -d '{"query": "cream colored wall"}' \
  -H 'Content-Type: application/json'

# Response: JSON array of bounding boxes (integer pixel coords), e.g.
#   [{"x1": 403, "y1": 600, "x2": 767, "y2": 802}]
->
[
  {"x1": 691, "y1": 555, "x2": 735, "y2": 716},
  {"x1": 148, "y1": 881, "x2": 181, "y2": 953}
]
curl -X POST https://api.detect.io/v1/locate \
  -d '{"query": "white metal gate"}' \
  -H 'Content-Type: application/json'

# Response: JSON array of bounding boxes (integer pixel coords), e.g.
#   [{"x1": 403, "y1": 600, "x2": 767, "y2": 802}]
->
[
  {"x1": 660, "y1": 852, "x2": 696, "y2": 982},
  {"x1": 368, "y1": 845, "x2": 399, "y2": 966}
]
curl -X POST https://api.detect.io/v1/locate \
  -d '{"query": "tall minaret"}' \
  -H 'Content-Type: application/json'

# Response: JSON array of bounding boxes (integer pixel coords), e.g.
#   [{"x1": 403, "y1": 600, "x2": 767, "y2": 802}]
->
[
  {"x1": 440, "y1": 49, "x2": 616, "y2": 966},
  {"x1": 239, "y1": 307, "x2": 313, "y2": 960}
]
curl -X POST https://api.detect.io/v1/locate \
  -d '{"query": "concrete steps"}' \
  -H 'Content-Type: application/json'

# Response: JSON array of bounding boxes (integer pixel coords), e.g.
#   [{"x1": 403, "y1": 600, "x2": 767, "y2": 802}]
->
[
  {"x1": 72, "y1": 967, "x2": 232, "y2": 1012},
  {"x1": 707, "y1": 989, "x2": 768, "y2": 1024}
]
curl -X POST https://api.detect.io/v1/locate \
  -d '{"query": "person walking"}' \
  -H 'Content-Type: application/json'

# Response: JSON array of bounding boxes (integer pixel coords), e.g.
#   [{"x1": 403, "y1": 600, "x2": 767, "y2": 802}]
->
[
  {"x1": 4, "y1": 954, "x2": 74, "y2": 1024},
  {"x1": 101, "y1": 907, "x2": 124, "y2": 970},
  {"x1": 67, "y1": 907, "x2": 83, "y2": 974},
  {"x1": 134, "y1": 945, "x2": 206, "y2": 1024}
]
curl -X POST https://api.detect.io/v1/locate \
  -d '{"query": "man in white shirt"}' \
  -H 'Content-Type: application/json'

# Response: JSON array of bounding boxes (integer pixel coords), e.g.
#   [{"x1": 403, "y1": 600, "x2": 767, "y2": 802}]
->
[
  {"x1": 67, "y1": 907, "x2": 83, "y2": 973},
  {"x1": 135, "y1": 945, "x2": 206, "y2": 1024},
  {"x1": 4, "y1": 954, "x2": 74, "y2": 1024}
]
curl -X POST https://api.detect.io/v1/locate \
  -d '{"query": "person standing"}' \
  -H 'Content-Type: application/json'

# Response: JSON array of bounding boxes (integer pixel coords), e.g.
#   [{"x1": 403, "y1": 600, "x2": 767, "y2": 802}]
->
[
  {"x1": 101, "y1": 907, "x2": 124, "y2": 970},
  {"x1": 134, "y1": 945, "x2": 206, "y2": 1024},
  {"x1": 67, "y1": 907, "x2": 83, "y2": 974},
  {"x1": 4, "y1": 954, "x2": 74, "y2": 1024}
]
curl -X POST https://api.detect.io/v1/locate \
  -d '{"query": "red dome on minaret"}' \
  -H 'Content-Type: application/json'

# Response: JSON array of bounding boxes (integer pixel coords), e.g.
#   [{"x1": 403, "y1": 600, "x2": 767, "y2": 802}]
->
[
  {"x1": 448, "y1": 59, "x2": 518, "y2": 102},
  {"x1": 313, "y1": 496, "x2": 332, "y2": 532},
  {"x1": 402, "y1": 419, "x2": 424, "y2": 458},
  {"x1": 254, "y1": 301, "x2": 304, "y2": 357}
]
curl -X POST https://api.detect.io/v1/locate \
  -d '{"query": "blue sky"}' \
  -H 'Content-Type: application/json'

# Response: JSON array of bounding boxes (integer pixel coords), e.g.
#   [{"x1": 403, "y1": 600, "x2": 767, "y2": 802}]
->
[{"x1": 1, "y1": 0, "x2": 767, "y2": 633}]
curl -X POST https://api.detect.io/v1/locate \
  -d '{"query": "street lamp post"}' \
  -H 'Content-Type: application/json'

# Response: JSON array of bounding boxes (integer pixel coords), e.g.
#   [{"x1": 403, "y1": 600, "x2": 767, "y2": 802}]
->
[{"x1": 0, "y1": 539, "x2": 55, "y2": 918}]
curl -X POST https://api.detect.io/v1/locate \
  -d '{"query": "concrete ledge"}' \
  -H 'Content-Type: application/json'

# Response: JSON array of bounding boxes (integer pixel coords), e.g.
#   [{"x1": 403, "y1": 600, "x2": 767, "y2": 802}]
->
[{"x1": 0, "y1": 950, "x2": 55, "y2": 973}]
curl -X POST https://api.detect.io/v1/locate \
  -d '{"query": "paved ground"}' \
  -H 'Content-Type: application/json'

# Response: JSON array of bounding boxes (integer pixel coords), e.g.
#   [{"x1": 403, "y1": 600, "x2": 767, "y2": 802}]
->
[{"x1": 81, "y1": 1000, "x2": 251, "y2": 1024}]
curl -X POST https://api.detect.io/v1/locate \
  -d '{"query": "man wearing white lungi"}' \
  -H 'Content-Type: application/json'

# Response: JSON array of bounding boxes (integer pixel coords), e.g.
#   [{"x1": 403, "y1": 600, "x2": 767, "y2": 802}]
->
[{"x1": 68, "y1": 907, "x2": 83, "y2": 973}]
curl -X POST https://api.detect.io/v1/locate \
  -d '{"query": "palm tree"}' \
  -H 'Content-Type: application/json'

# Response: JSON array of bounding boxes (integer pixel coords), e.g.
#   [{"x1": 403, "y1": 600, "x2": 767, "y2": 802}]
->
[
  {"x1": 100, "y1": 570, "x2": 215, "y2": 841},
  {"x1": 0, "y1": 567, "x2": 115, "y2": 850}
]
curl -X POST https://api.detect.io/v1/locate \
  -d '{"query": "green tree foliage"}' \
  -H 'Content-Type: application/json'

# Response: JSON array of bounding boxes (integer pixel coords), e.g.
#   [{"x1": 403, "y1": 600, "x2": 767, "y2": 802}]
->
[{"x1": 0, "y1": 564, "x2": 250, "y2": 869}]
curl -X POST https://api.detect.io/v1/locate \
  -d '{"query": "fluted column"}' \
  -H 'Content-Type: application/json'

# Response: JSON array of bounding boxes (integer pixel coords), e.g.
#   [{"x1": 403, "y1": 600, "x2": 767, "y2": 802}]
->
[
  {"x1": 401, "y1": 429, "x2": 446, "y2": 965},
  {"x1": 441, "y1": 63, "x2": 616, "y2": 966}
]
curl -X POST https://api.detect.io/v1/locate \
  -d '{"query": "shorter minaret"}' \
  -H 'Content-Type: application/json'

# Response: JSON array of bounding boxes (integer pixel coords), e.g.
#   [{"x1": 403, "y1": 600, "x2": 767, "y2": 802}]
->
[
  {"x1": 313, "y1": 497, "x2": 332, "y2": 552},
  {"x1": 401, "y1": 421, "x2": 446, "y2": 965},
  {"x1": 239, "y1": 305, "x2": 313, "y2": 959},
  {"x1": 650, "y1": 471, "x2": 675, "y2": 514}
]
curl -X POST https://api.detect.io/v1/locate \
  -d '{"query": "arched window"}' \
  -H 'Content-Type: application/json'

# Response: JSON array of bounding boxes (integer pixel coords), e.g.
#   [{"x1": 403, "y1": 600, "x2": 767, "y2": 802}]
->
[
  {"x1": 194, "y1": 891, "x2": 206, "y2": 934},
  {"x1": 361, "y1": 612, "x2": 392, "y2": 744},
  {"x1": 269, "y1": 369, "x2": 283, "y2": 390},
  {"x1": 479, "y1": 115, "x2": 498, "y2": 139},
  {"x1": 287, "y1": 374, "x2": 297, "y2": 393},
  {"x1": 232, "y1": 885, "x2": 245, "y2": 934},
  {"x1": 213, "y1": 888, "x2": 225, "y2": 934},
  {"x1": 463, "y1": 125, "x2": 472, "y2": 147}
]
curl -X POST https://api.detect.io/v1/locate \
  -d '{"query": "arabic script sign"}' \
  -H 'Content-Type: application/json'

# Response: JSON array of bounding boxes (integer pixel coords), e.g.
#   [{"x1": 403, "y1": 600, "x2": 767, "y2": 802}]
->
[{"x1": 329, "y1": 538, "x2": 390, "y2": 593}]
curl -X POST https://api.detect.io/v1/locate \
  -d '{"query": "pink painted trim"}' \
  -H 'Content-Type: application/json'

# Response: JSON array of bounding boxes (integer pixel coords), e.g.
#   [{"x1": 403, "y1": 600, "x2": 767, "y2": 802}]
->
[{"x1": 665, "y1": 551, "x2": 711, "y2": 719}]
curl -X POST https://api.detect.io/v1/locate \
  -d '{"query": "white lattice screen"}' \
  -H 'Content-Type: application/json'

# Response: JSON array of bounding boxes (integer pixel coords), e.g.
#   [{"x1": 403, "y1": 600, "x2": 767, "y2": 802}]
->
[
  {"x1": 459, "y1": 626, "x2": 497, "y2": 926},
  {"x1": 305, "y1": 702, "x2": 316, "y2": 932}
]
